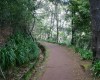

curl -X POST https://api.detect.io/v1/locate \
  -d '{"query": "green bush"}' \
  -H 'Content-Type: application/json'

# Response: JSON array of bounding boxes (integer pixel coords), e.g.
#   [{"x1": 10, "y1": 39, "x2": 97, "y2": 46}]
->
[
  {"x1": 79, "y1": 49, "x2": 92, "y2": 60},
  {"x1": 0, "y1": 32, "x2": 39, "y2": 70},
  {"x1": 91, "y1": 61, "x2": 100, "y2": 77},
  {"x1": 74, "y1": 47, "x2": 92, "y2": 60}
]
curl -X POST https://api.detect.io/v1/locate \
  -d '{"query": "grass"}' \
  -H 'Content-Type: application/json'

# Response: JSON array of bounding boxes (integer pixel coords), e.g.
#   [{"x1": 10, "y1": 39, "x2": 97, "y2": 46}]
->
[
  {"x1": 21, "y1": 42, "x2": 47, "y2": 80},
  {"x1": 0, "y1": 31, "x2": 40, "y2": 77}
]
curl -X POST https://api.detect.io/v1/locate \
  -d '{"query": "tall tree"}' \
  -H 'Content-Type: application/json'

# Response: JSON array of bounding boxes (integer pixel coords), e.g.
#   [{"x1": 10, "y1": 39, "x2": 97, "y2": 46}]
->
[
  {"x1": 68, "y1": 0, "x2": 91, "y2": 49},
  {"x1": 69, "y1": 0, "x2": 76, "y2": 45},
  {"x1": 89, "y1": 0, "x2": 100, "y2": 60},
  {"x1": 55, "y1": 0, "x2": 59, "y2": 43}
]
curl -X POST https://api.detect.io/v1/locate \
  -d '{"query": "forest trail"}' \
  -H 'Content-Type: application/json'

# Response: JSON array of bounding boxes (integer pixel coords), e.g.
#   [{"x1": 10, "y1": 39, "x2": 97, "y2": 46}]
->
[{"x1": 39, "y1": 42, "x2": 92, "y2": 80}]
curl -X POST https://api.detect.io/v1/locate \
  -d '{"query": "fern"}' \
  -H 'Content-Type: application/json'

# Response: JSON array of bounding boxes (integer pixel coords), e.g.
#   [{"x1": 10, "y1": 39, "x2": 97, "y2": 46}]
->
[{"x1": 0, "y1": 32, "x2": 39, "y2": 70}]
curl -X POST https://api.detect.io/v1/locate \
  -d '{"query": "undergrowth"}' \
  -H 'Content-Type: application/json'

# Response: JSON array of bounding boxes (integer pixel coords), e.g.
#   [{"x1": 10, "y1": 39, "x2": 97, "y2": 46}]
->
[
  {"x1": 74, "y1": 47, "x2": 93, "y2": 60},
  {"x1": 0, "y1": 32, "x2": 39, "y2": 70},
  {"x1": 91, "y1": 60, "x2": 100, "y2": 78},
  {"x1": 70, "y1": 46, "x2": 93, "y2": 60}
]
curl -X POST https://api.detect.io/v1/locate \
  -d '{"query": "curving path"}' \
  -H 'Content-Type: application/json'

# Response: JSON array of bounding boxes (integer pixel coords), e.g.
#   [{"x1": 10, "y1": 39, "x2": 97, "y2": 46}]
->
[{"x1": 39, "y1": 42, "x2": 92, "y2": 80}]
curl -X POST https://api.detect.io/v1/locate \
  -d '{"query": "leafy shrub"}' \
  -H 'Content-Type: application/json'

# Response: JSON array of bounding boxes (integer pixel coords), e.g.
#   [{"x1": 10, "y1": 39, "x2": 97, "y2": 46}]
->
[
  {"x1": 79, "y1": 49, "x2": 92, "y2": 60},
  {"x1": 58, "y1": 43, "x2": 66, "y2": 46},
  {"x1": 0, "y1": 32, "x2": 39, "y2": 70},
  {"x1": 46, "y1": 39, "x2": 57, "y2": 43},
  {"x1": 74, "y1": 47, "x2": 80, "y2": 53},
  {"x1": 91, "y1": 61, "x2": 100, "y2": 77},
  {"x1": 74, "y1": 47, "x2": 92, "y2": 60}
]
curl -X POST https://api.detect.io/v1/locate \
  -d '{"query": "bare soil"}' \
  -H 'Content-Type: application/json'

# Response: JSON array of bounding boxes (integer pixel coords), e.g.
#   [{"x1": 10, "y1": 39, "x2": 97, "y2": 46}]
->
[{"x1": 0, "y1": 27, "x2": 12, "y2": 46}]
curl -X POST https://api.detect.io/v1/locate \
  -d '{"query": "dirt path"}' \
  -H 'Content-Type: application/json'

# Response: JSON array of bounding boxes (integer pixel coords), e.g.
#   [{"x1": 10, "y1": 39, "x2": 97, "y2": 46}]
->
[{"x1": 39, "y1": 42, "x2": 92, "y2": 80}]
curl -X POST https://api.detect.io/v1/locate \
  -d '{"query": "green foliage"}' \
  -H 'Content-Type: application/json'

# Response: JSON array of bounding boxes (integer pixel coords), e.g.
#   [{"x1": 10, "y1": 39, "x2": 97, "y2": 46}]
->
[
  {"x1": 69, "y1": 0, "x2": 91, "y2": 48},
  {"x1": 0, "y1": 32, "x2": 39, "y2": 70},
  {"x1": 79, "y1": 49, "x2": 92, "y2": 60},
  {"x1": 91, "y1": 61, "x2": 100, "y2": 77},
  {"x1": 68, "y1": 0, "x2": 100, "y2": 78},
  {"x1": 46, "y1": 39, "x2": 57, "y2": 43},
  {"x1": 74, "y1": 47, "x2": 92, "y2": 60},
  {"x1": 0, "y1": 0, "x2": 35, "y2": 29}
]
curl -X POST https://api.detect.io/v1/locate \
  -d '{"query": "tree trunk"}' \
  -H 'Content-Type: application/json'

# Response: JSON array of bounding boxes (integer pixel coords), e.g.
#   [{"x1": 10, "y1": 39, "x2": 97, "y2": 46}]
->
[
  {"x1": 89, "y1": 0, "x2": 100, "y2": 60},
  {"x1": 50, "y1": 12, "x2": 53, "y2": 39},
  {"x1": 71, "y1": 19, "x2": 75, "y2": 45},
  {"x1": 71, "y1": 6, "x2": 75, "y2": 45},
  {"x1": 55, "y1": 1, "x2": 59, "y2": 43}
]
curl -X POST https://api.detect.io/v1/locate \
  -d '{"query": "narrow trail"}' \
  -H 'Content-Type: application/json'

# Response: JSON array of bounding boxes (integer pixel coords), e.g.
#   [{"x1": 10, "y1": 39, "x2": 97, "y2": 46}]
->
[{"x1": 39, "y1": 42, "x2": 92, "y2": 80}]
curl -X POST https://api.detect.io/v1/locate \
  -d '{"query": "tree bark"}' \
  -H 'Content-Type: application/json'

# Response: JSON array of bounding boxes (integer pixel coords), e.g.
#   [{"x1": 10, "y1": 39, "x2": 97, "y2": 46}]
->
[
  {"x1": 71, "y1": 4, "x2": 76, "y2": 45},
  {"x1": 89, "y1": 0, "x2": 100, "y2": 60},
  {"x1": 55, "y1": 1, "x2": 59, "y2": 43},
  {"x1": 71, "y1": 18, "x2": 75, "y2": 45}
]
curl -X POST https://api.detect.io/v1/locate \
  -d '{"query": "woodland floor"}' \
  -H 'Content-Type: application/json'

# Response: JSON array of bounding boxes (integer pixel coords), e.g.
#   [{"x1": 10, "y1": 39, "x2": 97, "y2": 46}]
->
[{"x1": 39, "y1": 42, "x2": 93, "y2": 80}]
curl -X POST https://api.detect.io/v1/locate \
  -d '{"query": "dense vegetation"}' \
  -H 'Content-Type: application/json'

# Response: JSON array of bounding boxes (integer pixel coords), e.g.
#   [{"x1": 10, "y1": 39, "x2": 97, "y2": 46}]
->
[
  {"x1": 0, "y1": 31, "x2": 39, "y2": 70},
  {"x1": 67, "y1": 0, "x2": 92, "y2": 60},
  {"x1": 0, "y1": 0, "x2": 100, "y2": 79},
  {"x1": 0, "y1": 0, "x2": 40, "y2": 79},
  {"x1": 0, "y1": 0, "x2": 35, "y2": 29}
]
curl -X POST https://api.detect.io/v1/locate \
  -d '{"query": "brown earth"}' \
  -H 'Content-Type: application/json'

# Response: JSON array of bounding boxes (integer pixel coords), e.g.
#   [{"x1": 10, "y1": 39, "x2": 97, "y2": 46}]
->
[
  {"x1": 0, "y1": 27, "x2": 13, "y2": 46},
  {"x1": 39, "y1": 42, "x2": 93, "y2": 80}
]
